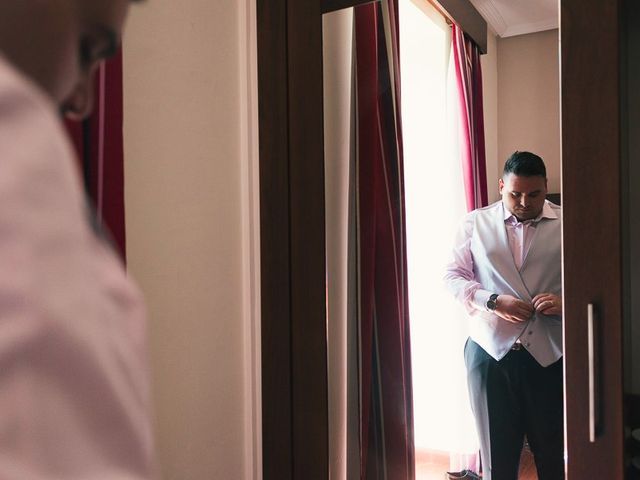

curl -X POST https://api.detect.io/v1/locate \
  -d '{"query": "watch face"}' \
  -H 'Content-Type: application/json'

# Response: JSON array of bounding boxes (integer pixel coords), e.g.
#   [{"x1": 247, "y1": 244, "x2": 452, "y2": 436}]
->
[{"x1": 487, "y1": 294, "x2": 498, "y2": 311}]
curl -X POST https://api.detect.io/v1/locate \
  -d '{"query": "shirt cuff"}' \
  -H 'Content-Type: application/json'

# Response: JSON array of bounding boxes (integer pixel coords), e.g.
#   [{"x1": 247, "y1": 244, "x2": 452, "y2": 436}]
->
[{"x1": 473, "y1": 289, "x2": 494, "y2": 312}]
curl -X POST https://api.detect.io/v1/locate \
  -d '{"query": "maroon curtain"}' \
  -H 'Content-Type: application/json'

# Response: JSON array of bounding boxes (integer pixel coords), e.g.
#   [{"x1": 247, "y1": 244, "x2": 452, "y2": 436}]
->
[
  {"x1": 65, "y1": 51, "x2": 127, "y2": 261},
  {"x1": 452, "y1": 24, "x2": 488, "y2": 211},
  {"x1": 354, "y1": 2, "x2": 414, "y2": 478}
]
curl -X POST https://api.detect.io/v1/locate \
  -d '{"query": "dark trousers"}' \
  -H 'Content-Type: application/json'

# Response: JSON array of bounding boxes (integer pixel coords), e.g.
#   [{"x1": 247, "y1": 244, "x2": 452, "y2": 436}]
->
[{"x1": 464, "y1": 339, "x2": 564, "y2": 480}]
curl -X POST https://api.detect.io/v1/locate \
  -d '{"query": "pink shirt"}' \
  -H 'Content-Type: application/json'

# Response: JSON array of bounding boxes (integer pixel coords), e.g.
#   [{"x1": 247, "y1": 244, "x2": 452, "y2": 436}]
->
[
  {"x1": 445, "y1": 201, "x2": 558, "y2": 314},
  {"x1": 504, "y1": 208, "x2": 544, "y2": 271},
  {"x1": 0, "y1": 56, "x2": 156, "y2": 478}
]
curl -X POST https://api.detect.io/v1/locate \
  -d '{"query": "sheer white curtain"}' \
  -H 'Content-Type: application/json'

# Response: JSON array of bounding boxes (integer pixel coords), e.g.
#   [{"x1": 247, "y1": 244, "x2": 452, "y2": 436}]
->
[{"x1": 399, "y1": 0, "x2": 479, "y2": 472}]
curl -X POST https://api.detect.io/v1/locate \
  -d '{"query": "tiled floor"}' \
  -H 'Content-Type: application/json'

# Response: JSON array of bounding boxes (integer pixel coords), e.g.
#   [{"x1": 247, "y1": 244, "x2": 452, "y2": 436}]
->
[{"x1": 415, "y1": 447, "x2": 538, "y2": 479}]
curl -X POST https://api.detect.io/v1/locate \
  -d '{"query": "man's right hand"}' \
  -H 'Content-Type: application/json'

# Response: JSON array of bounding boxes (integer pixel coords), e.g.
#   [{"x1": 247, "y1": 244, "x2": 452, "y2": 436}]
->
[{"x1": 494, "y1": 295, "x2": 534, "y2": 323}]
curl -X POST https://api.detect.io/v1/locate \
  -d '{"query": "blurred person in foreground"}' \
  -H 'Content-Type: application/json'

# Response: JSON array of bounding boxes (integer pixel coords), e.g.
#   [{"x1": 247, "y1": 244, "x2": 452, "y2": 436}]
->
[{"x1": 0, "y1": 1, "x2": 155, "y2": 478}]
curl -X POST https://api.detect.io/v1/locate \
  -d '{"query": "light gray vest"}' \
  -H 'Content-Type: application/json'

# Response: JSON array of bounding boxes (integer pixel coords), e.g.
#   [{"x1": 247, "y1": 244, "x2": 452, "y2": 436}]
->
[{"x1": 469, "y1": 201, "x2": 562, "y2": 366}]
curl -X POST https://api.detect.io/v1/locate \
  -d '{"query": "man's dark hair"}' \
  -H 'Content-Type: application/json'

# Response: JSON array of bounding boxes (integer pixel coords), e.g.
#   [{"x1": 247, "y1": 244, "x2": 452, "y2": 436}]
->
[{"x1": 503, "y1": 151, "x2": 546, "y2": 178}]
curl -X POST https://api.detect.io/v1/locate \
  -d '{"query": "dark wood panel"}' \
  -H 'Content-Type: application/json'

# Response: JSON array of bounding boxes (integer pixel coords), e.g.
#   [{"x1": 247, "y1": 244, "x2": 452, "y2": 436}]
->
[
  {"x1": 561, "y1": 1, "x2": 624, "y2": 478},
  {"x1": 257, "y1": 0, "x2": 293, "y2": 478},
  {"x1": 288, "y1": 0, "x2": 329, "y2": 477},
  {"x1": 258, "y1": 0, "x2": 330, "y2": 478},
  {"x1": 322, "y1": 0, "x2": 378, "y2": 14},
  {"x1": 433, "y1": 0, "x2": 487, "y2": 53},
  {"x1": 622, "y1": 0, "x2": 640, "y2": 470}
]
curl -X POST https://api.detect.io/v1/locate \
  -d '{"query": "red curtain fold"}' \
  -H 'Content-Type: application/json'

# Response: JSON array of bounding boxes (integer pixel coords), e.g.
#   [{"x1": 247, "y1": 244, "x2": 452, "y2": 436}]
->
[
  {"x1": 64, "y1": 51, "x2": 126, "y2": 261},
  {"x1": 354, "y1": 2, "x2": 415, "y2": 478},
  {"x1": 452, "y1": 24, "x2": 488, "y2": 211}
]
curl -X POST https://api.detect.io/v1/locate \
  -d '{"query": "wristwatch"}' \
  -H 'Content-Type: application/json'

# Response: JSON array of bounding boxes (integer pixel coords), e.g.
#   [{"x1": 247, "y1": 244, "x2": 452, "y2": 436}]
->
[{"x1": 486, "y1": 293, "x2": 499, "y2": 312}]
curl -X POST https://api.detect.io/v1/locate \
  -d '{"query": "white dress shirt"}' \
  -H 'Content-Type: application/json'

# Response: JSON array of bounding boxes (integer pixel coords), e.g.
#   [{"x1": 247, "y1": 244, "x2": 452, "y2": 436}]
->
[{"x1": 0, "y1": 55, "x2": 156, "y2": 478}]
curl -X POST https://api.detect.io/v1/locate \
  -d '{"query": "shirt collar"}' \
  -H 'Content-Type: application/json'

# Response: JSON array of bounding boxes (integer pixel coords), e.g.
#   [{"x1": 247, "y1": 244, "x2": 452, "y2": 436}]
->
[{"x1": 503, "y1": 200, "x2": 558, "y2": 224}]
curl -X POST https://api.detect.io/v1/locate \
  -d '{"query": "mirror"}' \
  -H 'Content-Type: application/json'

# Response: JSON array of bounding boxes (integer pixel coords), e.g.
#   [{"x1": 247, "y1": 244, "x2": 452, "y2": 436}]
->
[{"x1": 322, "y1": 1, "x2": 561, "y2": 478}]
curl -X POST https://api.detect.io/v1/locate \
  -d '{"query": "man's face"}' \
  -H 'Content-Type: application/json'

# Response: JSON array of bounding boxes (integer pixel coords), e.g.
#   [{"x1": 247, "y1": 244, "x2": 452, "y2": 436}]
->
[
  {"x1": 0, "y1": 0, "x2": 131, "y2": 119},
  {"x1": 499, "y1": 173, "x2": 548, "y2": 221}
]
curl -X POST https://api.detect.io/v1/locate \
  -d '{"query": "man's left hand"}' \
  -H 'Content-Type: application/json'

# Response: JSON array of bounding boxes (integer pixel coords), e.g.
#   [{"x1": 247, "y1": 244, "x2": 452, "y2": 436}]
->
[{"x1": 532, "y1": 293, "x2": 562, "y2": 316}]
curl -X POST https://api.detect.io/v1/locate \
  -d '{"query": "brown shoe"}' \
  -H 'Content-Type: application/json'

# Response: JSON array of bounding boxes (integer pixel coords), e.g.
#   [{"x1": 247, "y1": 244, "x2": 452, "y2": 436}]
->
[{"x1": 445, "y1": 470, "x2": 481, "y2": 480}]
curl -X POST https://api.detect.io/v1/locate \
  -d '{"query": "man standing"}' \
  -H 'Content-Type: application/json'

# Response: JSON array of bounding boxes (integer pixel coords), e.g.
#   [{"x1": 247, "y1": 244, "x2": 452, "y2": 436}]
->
[
  {"x1": 445, "y1": 151, "x2": 563, "y2": 480},
  {"x1": 0, "y1": 1, "x2": 155, "y2": 478}
]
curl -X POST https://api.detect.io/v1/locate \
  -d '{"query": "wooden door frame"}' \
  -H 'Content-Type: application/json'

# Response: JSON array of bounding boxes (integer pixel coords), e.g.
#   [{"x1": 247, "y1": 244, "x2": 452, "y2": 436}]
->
[{"x1": 257, "y1": 0, "x2": 327, "y2": 478}]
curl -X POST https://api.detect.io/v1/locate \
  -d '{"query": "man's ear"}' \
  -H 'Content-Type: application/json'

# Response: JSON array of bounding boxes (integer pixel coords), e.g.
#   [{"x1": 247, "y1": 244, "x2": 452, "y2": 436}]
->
[{"x1": 498, "y1": 178, "x2": 504, "y2": 194}]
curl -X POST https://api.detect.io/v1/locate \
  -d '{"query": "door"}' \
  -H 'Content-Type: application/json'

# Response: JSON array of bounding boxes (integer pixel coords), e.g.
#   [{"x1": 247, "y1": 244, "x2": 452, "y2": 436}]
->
[{"x1": 561, "y1": 0, "x2": 626, "y2": 477}]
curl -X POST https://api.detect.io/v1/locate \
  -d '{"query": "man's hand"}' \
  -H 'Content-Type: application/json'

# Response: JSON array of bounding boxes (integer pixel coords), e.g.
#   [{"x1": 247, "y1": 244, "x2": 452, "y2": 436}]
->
[
  {"x1": 532, "y1": 293, "x2": 562, "y2": 316},
  {"x1": 494, "y1": 295, "x2": 534, "y2": 323}
]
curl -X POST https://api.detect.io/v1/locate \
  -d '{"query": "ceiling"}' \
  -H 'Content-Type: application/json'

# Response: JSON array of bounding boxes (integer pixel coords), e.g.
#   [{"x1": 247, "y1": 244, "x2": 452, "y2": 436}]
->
[{"x1": 468, "y1": 0, "x2": 559, "y2": 38}]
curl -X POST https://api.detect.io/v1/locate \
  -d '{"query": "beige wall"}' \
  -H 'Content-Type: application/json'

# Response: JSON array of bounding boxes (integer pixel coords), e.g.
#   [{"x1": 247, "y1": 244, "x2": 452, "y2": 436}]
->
[
  {"x1": 481, "y1": 30, "x2": 500, "y2": 202},
  {"x1": 122, "y1": 1, "x2": 256, "y2": 478},
  {"x1": 497, "y1": 29, "x2": 561, "y2": 193}
]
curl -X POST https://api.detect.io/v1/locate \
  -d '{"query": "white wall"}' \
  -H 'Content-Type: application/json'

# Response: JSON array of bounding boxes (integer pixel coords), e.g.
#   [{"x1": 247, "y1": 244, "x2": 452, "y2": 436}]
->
[
  {"x1": 481, "y1": 29, "x2": 499, "y2": 202},
  {"x1": 497, "y1": 29, "x2": 561, "y2": 193},
  {"x1": 482, "y1": 29, "x2": 562, "y2": 202},
  {"x1": 122, "y1": 1, "x2": 258, "y2": 478}
]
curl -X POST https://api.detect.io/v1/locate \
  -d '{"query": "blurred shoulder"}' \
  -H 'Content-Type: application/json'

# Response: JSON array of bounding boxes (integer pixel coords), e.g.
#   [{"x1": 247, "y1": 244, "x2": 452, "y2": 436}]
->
[
  {"x1": 0, "y1": 54, "x2": 75, "y2": 175},
  {"x1": 0, "y1": 54, "x2": 61, "y2": 136}
]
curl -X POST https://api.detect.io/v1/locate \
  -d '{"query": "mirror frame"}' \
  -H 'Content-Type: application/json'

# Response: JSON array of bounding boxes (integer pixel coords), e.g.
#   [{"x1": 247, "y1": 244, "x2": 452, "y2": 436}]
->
[{"x1": 257, "y1": 0, "x2": 483, "y2": 478}]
